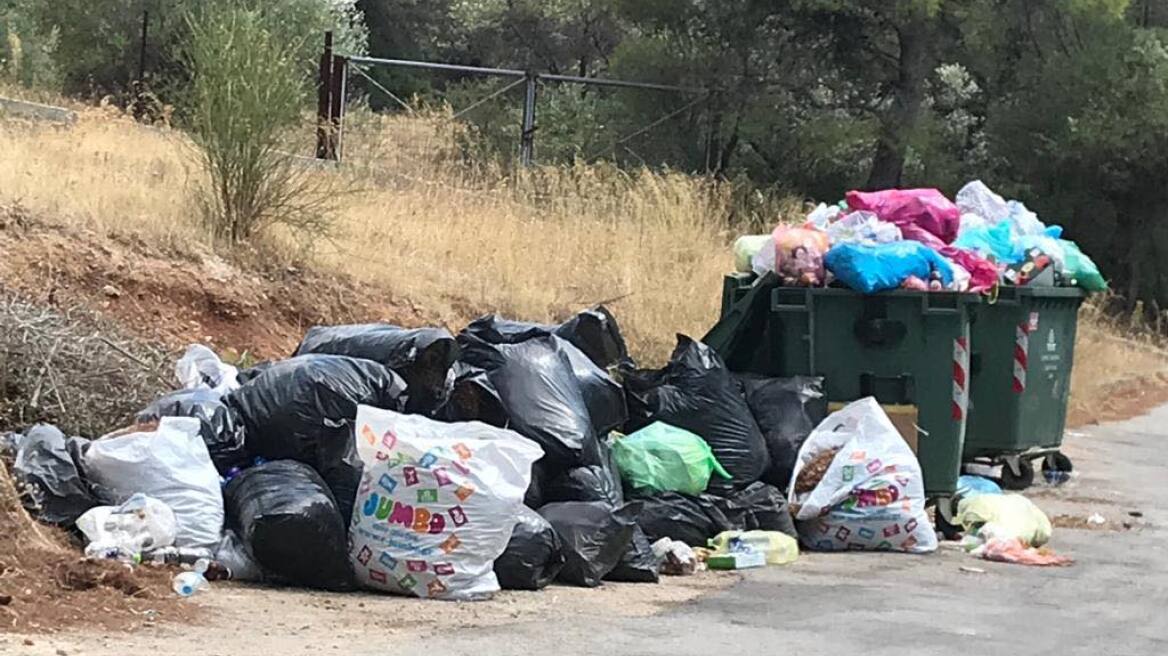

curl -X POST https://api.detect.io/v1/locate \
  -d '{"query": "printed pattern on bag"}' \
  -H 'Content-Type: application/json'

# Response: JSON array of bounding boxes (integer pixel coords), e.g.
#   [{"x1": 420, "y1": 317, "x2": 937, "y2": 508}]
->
[{"x1": 349, "y1": 407, "x2": 542, "y2": 600}]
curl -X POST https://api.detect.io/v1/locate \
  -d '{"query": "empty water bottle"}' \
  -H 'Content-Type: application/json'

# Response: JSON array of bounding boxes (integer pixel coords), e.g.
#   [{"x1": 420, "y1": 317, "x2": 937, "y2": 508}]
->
[{"x1": 172, "y1": 559, "x2": 211, "y2": 597}]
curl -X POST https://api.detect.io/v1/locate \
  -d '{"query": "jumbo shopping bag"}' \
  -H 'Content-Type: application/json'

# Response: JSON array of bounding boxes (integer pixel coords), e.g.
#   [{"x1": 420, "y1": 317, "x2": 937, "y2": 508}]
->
[
  {"x1": 349, "y1": 406, "x2": 543, "y2": 600},
  {"x1": 787, "y1": 398, "x2": 937, "y2": 553}
]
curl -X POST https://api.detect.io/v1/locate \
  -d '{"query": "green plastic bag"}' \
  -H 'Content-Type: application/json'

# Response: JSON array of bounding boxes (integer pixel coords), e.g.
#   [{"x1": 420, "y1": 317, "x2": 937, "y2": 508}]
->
[
  {"x1": 613, "y1": 422, "x2": 731, "y2": 495},
  {"x1": 1059, "y1": 240, "x2": 1107, "y2": 292}
]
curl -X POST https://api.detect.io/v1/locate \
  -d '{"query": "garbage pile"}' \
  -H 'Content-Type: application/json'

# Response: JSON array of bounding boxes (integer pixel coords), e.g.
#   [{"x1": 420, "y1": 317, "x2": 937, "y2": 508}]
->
[
  {"x1": 15, "y1": 307, "x2": 936, "y2": 601},
  {"x1": 735, "y1": 181, "x2": 1107, "y2": 294}
]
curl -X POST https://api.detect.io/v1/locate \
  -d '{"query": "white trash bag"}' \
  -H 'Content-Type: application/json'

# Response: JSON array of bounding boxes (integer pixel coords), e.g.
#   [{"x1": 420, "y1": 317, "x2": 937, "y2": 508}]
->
[
  {"x1": 77, "y1": 493, "x2": 178, "y2": 558},
  {"x1": 175, "y1": 344, "x2": 239, "y2": 396},
  {"x1": 956, "y1": 180, "x2": 1011, "y2": 225},
  {"x1": 83, "y1": 416, "x2": 224, "y2": 549},
  {"x1": 787, "y1": 398, "x2": 937, "y2": 553},
  {"x1": 349, "y1": 405, "x2": 543, "y2": 600}
]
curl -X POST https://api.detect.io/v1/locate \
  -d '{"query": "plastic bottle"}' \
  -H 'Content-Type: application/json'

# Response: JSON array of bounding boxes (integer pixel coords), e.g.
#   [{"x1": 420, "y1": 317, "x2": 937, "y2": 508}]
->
[{"x1": 172, "y1": 559, "x2": 211, "y2": 597}]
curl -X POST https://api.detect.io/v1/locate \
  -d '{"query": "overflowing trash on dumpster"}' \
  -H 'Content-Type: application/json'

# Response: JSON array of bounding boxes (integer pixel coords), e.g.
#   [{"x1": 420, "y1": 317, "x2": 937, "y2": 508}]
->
[
  {"x1": 736, "y1": 181, "x2": 1106, "y2": 295},
  {"x1": 1, "y1": 181, "x2": 1100, "y2": 608}
]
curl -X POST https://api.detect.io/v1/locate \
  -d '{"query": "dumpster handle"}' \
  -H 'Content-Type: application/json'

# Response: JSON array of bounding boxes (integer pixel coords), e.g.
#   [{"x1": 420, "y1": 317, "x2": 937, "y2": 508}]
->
[
  {"x1": 771, "y1": 291, "x2": 817, "y2": 373},
  {"x1": 921, "y1": 295, "x2": 961, "y2": 317}
]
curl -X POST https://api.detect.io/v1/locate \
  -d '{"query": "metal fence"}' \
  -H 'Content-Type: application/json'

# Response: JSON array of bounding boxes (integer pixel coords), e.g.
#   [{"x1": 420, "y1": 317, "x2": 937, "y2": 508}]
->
[{"x1": 314, "y1": 32, "x2": 712, "y2": 170}]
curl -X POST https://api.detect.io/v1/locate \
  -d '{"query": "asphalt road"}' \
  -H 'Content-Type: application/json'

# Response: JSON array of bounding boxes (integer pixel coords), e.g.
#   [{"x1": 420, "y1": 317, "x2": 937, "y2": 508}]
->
[
  {"x1": 14, "y1": 406, "x2": 1167, "y2": 656},
  {"x1": 388, "y1": 406, "x2": 1168, "y2": 656}
]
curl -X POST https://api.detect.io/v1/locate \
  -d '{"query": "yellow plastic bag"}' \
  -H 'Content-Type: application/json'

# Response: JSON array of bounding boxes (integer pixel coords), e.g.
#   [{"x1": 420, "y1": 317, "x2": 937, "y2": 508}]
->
[
  {"x1": 709, "y1": 530, "x2": 798, "y2": 566},
  {"x1": 956, "y1": 494, "x2": 1052, "y2": 547}
]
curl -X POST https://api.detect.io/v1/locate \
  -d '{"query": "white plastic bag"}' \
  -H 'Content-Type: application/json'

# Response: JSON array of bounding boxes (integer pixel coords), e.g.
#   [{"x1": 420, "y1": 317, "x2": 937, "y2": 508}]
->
[
  {"x1": 1005, "y1": 200, "x2": 1047, "y2": 237},
  {"x1": 176, "y1": 344, "x2": 239, "y2": 396},
  {"x1": 733, "y1": 235, "x2": 772, "y2": 273},
  {"x1": 804, "y1": 203, "x2": 842, "y2": 230},
  {"x1": 751, "y1": 241, "x2": 777, "y2": 276},
  {"x1": 825, "y1": 210, "x2": 903, "y2": 246},
  {"x1": 956, "y1": 180, "x2": 1010, "y2": 224},
  {"x1": 349, "y1": 406, "x2": 543, "y2": 600},
  {"x1": 787, "y1": 398, "x2": 937, "y2": 553},
  {"x1": 77, "y1": 493, "x2": 178, "y2": 557},
  {"x1": 84, "y1": 416, "x2": 224, "y2": 549}
]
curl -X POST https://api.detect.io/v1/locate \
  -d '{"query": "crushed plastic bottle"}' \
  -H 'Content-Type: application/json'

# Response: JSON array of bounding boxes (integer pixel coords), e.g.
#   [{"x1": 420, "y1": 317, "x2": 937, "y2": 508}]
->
[{"x1": 172, "y1": 559, "x2": 212, "y2": 597}]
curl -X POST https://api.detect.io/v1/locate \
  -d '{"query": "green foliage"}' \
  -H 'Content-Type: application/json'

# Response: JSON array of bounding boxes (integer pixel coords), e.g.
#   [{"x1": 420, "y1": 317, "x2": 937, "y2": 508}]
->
[
  {"x1": 16, "y1": 0, "x2": 365, "y2": 98},
  {"x1": 184, "y1": 0, "x2": 334, "y2": 245},
  {"x1": 0, "y1": 0, "x2": 59, "y2": 87}
]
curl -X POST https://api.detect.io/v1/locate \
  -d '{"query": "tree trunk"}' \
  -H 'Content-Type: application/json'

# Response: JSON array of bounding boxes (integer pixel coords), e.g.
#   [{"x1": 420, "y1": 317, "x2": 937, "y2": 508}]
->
[{"x1": 865, "y1": 18, "x2": 933, "y2": 190}]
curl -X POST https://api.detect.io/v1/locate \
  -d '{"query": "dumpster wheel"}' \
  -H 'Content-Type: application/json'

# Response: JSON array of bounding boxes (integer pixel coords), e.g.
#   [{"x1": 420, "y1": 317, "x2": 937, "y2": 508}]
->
[
  {"x1": 999, "y1": 457, "x2": 1035, "y2": 491},
  {"x1": 1043, "y1": 451, "x2": 1073, "y2": 474}
]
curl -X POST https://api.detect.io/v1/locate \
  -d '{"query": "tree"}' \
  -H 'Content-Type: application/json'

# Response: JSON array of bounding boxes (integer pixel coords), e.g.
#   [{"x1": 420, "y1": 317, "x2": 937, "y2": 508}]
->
[{"x1": 184, "y1": 0, "x2": 335, "y2": 244}]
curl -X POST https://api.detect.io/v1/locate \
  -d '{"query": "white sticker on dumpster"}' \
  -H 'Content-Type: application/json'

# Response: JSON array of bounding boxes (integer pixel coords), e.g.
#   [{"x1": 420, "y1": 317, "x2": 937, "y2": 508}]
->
[{"x1": 349, "y1": 406, "x2": 543, "y2": 600}]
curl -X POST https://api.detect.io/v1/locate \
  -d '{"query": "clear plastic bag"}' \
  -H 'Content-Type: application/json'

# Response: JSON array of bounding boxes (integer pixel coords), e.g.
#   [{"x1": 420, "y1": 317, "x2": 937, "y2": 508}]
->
[
  {"x1": 77, "y1": 493, "x2": 178, "y2": 557},
  {"x1": 772, "y1": 226, "x2": 830, "y2": 287},
  {"x1": 175, "y1": 344, "x2": 239, "y2": 396}
]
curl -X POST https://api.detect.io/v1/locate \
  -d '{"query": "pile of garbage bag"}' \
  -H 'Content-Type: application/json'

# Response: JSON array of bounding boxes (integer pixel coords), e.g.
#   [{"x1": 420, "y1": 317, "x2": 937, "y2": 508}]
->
[
  {"x1": 8, "y1": 304, "x2": 845, "y2": 600},
  {"x1": 737, "y1": 181, "x2": 1107, "y2": 295}
]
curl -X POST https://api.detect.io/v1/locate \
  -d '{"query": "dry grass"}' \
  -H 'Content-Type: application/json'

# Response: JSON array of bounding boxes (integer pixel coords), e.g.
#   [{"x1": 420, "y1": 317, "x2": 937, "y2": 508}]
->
[
  {"x1": 0, "y1": 104, "x2": 758, "y2": 361},
  {"x1": 1069, "y1": 300, "x2": 1168, "y2": 420},
  {"x1": 1, "y1": 92, "x2": 1166, "y2": 399}
]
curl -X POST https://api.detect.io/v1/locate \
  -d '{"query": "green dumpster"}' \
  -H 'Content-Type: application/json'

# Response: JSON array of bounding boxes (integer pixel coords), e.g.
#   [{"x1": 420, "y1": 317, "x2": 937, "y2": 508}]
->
[
  {"x1": 708, "y1": 274, "x2": 977, "y2": 500},
  {"x1": 964, "y1": 286, "x2": 1086, "y2": 489}
]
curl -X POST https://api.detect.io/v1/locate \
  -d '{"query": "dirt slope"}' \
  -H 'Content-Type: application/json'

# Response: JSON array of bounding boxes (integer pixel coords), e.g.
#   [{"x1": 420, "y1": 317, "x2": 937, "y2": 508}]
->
[{"x1": 0, "y1": 207, "x2": 439, "y2": 360}]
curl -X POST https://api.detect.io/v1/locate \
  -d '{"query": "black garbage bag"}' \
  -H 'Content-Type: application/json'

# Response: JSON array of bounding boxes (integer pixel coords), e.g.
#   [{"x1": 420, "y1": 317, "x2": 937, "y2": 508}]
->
[
  {"x1": 458, "y1": 334, "x2": 599, "y2": 468},
  {"x1": 623, "y1": 336, "x2": 768, "y2": 495},
  {"x1": 524, "y1": 458, "x2": 553, "y2": 509},
  {"x1": 737, "y1": 375, "x2": 827, "y2": 490},
  {"x1": 235, "y1": 360, "x2": 277, "y2": 385},
  {"x1": 605, "y1": 525, "x2": 661, "y2": 583},
  {"x1": 543, "y1": 439, "x2": 623, "y2": 506},
  {"x1": 137, "y1": 388, "x2": 248, "y2": 475},
  {"x1": 545, "y1": 465, "x2": 624, "y2": 506},
  {"x1": 294, "y1": 324, "x2": 458, "y2": 414},
  {"x1": 461, "y1": 314, "x2": 554, "y2": 344},
  {"x1": 432, "y1": 362, "x2": 509, "y2": 428},
  {"x1": 556, "y1": 306, "x2": 631, "y2": 370},
  {"x1": 493, "y1": 507, "x2": 565, "y2": 590},
  {"x1": 704, "y1": 482, "x2": 797, "y2": 539},
  {"x1": 12, "y1": 425, "x2": 99, "y2": 525},
  {"x1": 224, "y1": 460, "x2": 354, "y2": 591},
  {"x1": 463, "y1": 307, "x2": 631, "y2": 371},
  {"x1": 632, "y1": 492, "x2": 730, "y2": 547},
  {"x1": 224, "y1": 354, "x2": 408, "y2": 520},
  {"x1": 560, "y1": 343, "x2": 628, "y2": 435},
  {"x1": 539, "y1": 501, "x2": 638, "y2": 587},
  {"x1": 461, "y1": 316, "x2": 626, "y2": 435}
]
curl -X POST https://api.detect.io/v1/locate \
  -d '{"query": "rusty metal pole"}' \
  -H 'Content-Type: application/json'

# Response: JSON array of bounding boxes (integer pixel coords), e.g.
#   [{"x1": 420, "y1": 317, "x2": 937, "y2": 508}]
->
[{"x1": 316, "y1": 31, "x2": 334, "y2": 159}]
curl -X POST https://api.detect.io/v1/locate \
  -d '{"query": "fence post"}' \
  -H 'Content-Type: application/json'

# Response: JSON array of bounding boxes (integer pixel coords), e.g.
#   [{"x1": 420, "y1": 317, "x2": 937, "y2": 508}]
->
[
  {"x1": 520, "y1": 72, "x2": 538, "y2": 166},
  {"x1": 330, "y1": 55, "x2": 348, "y2": 163},
  {"x1": 316, "y1": 31, "x2": 334, "y2": 159}
]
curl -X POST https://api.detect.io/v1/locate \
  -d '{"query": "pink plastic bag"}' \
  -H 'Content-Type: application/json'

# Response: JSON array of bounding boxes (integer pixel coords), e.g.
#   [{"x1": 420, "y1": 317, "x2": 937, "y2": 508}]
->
[
  {"x1": 846, "y1": 189, "x2": 961, "y2": 245},
  {"x1": 941, "y1": 247, "x2": 999, "y2": 294},
  {"x1": 772, "y1": 226, "x2": 829, "y2": 287}
]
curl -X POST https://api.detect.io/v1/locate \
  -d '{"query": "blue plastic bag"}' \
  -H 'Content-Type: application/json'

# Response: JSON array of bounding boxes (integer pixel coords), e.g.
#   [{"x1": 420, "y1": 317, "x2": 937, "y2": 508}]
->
[
  {"x1": 957, "y1": 475, "x2": 1002, "y2": 499},
  {"x1": 824, "y1": 241, "x2": 954, "y2": 294},
  {"x1": 953, "y1": 220, "x2": 1021, "y2": 264}
]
